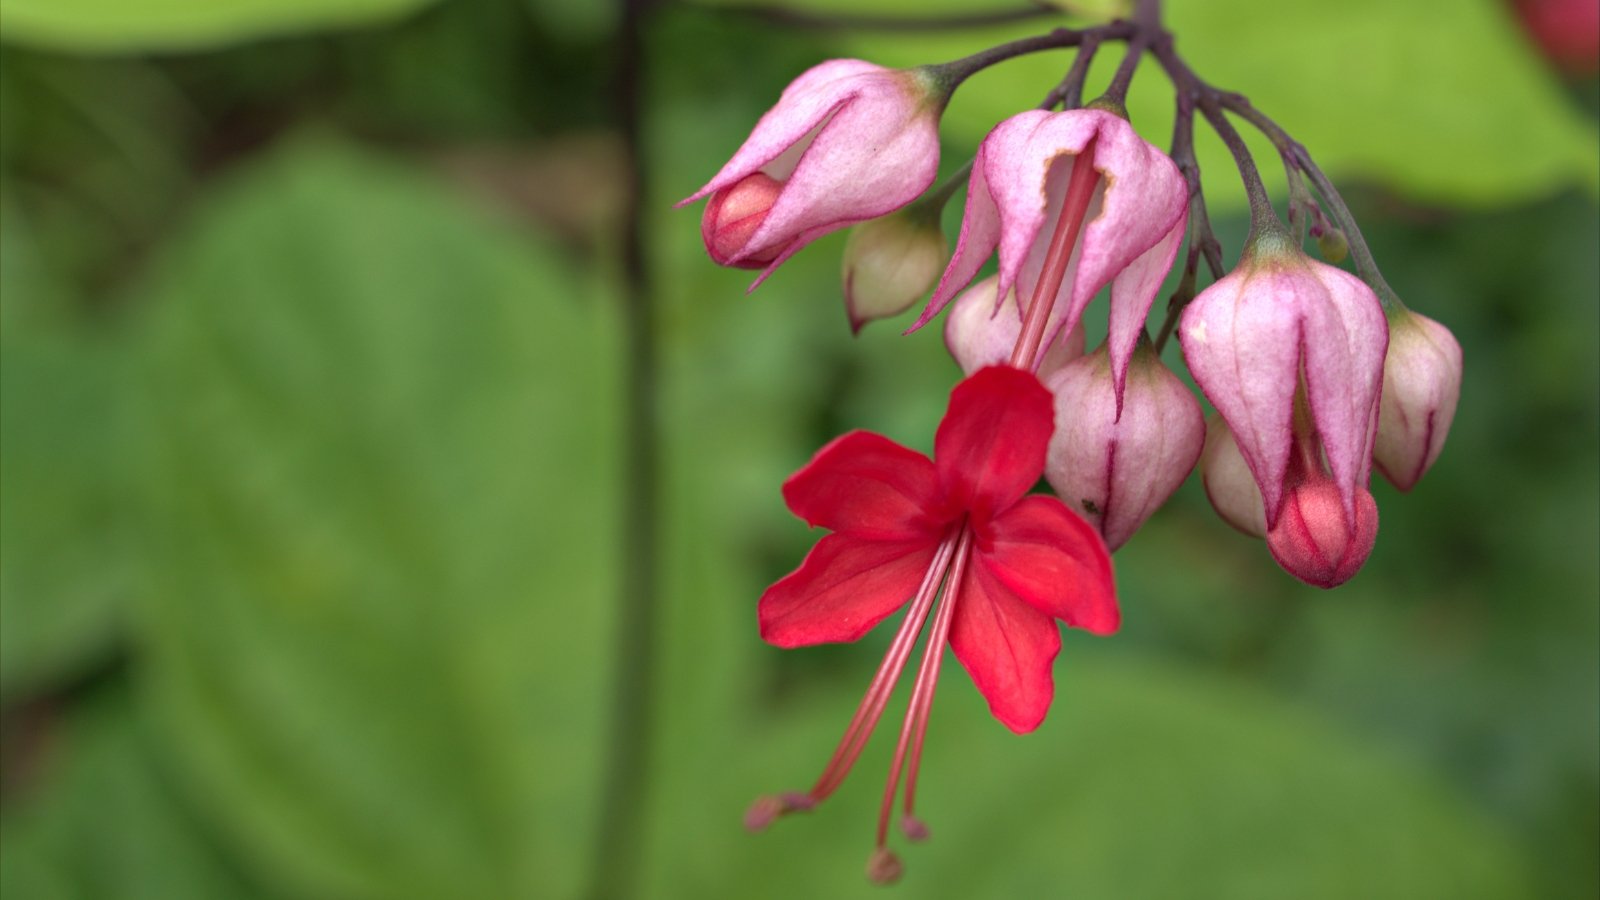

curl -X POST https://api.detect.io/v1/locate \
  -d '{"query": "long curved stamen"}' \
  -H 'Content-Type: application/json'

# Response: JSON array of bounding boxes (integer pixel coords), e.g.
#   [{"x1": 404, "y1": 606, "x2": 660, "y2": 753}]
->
[
  {"x1": 897, "y1": 529, "x2": 971, "y2": 836},
  {"x1": 875, "y1": 526, "x2": 975, "y2": 857},
  {"x1": 745, "y1": 531, "x2": 963, "y2": 834},
  {"x1": 807, "y1": 533, "x2": 959, "y2": 802},
  {"x1": 1010, "y1": 136, "x2": 1102, "y2": 371}
]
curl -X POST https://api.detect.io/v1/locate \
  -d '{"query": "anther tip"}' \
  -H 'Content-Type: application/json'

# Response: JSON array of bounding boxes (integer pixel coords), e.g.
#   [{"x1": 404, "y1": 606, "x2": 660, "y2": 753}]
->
[
  {"x1": 866, "y1": 849, "x2": 904, "y2": 885},
  {"x1": 900, "y1": 815, "x2": 930, "y2": 842},
  {"x1": 743, "y1": 796, "x2": 783, "y2": 832},
  {"x1": 744, "y1": 792, "x2": 816, "y2": 832}
]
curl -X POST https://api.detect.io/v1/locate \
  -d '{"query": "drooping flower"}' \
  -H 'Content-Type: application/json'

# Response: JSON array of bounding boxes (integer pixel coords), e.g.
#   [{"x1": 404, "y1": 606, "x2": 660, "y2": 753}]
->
[
  {"x1": 1374, "y1": 308, "x2": 1462, "y2": 491},
  {"x1": 680, "y1": 60, "x2": 945, "y2": 285},
  {"x1": 1043, "y1": 340, "x2": 1205, "y2": 551},
  {"x1": 750, "y1": 365, "x2": 1116, "y2": 880},
  {"x1": 912, "y1": 108, "x2": 1188, "y2": 404},
  {"x1": 1179, "y1": 234, "x2": 1388, "y2": 587}
]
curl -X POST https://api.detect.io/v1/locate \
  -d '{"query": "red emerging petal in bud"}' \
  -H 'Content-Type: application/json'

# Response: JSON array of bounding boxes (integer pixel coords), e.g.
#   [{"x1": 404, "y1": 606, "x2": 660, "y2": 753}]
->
[
  {"x1": 1266, "y1": 479, "x2": 1379, "y2": 588},
  {"x1": 702, "y1": 172, "x2": 785, "y2": 268}
]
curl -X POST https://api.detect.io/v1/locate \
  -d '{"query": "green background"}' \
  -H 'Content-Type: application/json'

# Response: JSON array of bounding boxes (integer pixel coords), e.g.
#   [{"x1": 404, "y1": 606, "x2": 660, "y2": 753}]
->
[{"x1": 1, "y1": 0, "x2": 1596, "y2": 897}]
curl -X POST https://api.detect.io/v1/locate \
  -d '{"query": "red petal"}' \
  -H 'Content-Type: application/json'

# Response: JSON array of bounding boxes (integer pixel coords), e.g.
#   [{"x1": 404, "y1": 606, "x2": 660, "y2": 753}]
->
[
  {"x1": 782, "y1": 431, "x2": 942, "y2": 540},
  {"x1": 981, "y1": 496, "x2": 1119, "y2": 636},
  {"x1": 947, "y1": 559, "x2": 1061, "y2": 733},
  {"x1": 935, "y1": 366, "x2": 1055, "y2": 522},
  {"x1": 759, "y1": 534, "x2": 937, "y2": 648}
]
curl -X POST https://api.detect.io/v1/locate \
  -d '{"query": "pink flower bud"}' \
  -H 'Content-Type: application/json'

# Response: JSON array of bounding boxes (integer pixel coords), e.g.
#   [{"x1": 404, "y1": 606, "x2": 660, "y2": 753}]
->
[
  {"x1": 1043, "y1": 343, "x2": 1204, "y2": 550},
  {"x1": 1374, "y1": 308, "x2": 1462, "y2": 491},
  {"x1": 841, "y1": 210, "x2": 947, "y2": 333},
  {"x1": 680, "y1": 60, "x2": 944, "y2": 286},
  {"x1": 943, "y1": 276, "x2": 1084, "y2": 378},
  {"x1": 1178, "y1": 237, "x2": 1388, "y2": 529},
  {"x1": 1266, "y1": 477, "x2": 1379, "y2": 589},
  {"x1": 913, "y1": 108, "x2": 1188, "y2": 406},
  {"x1": 1199, "y1": 414, "x2": 1268, "y2": 538}
]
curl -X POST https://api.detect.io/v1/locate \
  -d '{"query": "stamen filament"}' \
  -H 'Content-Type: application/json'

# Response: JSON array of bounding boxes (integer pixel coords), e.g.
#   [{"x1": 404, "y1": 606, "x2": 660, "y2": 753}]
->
[
  {"x1": 1009, "y1": 136, "x2": 1102, "y2": 371},
  {"x1": 805, "y1": 533, "x2": 960, "y2": 802},
  {"x1": 876, "y1": 526, "x2": 975, "y2": 849},
  {"x1": 899, "y1": 530, "x2": 970, "y2": 828}
]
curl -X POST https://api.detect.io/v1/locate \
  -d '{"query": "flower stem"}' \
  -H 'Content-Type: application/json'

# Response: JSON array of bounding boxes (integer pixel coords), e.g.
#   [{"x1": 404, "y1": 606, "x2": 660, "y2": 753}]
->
[
  {"x1": 1099, "y1": 33, "x2": 1147, "y2": 107},
  {"x1": 702, "y1": 3, "x2": 1059, "y2": 32},
  {"x1": 927, "y1": 23, "x2": 1135, "y2": 94},
  {"x1": 1219, "y1": 94, "x2": 1404, "y2": 310},
  {"x1": 1153, "y1": 92, "x2": 1224, "y2": 353},
  {"x1": 584, "y1": 1, "x2": 659, "y2": 898},
  {"x1": 1048, "y1": 38, "x2": 1103, "y2": 110}
]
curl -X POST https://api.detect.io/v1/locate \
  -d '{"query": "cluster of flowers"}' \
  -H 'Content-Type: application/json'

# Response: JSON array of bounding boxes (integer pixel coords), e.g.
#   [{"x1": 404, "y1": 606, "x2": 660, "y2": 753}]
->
[{"x1": 683, "y1": 56, "x2": 1461, "y2": 883}]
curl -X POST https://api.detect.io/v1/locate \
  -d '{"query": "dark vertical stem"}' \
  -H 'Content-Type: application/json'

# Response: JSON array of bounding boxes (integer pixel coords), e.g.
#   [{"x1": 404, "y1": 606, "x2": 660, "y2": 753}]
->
[{"x1": 585, "y1": 0, "x2": 658, "y2": 898}]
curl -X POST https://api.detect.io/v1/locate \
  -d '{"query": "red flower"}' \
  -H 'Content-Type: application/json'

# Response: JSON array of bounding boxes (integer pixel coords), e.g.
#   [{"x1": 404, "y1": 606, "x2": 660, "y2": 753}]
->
[{"x1": 749, "y1": 365, "x2": 1117, "y2": 881}]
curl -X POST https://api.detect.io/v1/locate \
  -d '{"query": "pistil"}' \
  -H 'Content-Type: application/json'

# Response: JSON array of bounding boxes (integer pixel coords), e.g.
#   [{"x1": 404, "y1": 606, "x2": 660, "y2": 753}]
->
[{"x1": 1009, "y1": 137, "x2": 1102, "y2": 371}]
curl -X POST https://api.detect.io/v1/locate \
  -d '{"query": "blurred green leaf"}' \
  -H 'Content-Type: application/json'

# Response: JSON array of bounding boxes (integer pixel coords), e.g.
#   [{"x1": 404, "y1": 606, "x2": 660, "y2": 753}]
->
[
  {"x1": 125, "y1": 139, "x2": 618, "y2": 900},
  {"x1": 0, "y1": 0, "x2": 440, "y2": 53},
  {"x1": 827, "y1": 0, "x2": 1598, "y2": 208},
  {"x1": 0, "y1": 195, "x2": 133, "y2": 699},
  {"x1": 0, "y1": 331, "x2": 130, "y2": 697},
  {"x1": 0, "y1": 687, "x2": 267, "y2": 900},
  {"x1": 646, "y1": 651, "x2": 1533, "y2": 899}
]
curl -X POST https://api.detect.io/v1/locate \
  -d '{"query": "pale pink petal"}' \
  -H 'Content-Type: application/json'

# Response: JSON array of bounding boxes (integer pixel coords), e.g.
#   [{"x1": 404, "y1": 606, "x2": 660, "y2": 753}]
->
[
  {"x1": 1178, "y1": 265, "x2": 1302, "y2": 525},
  {"x1": 1301, "y1": 261, "x2": 1387, "y2": 519},
  {"x1": 679, "y1": 59, "x2": 884, "y2": 204},
  {"x1": 913, "y1": 145, "x2": 999, "y2": 331},
  {"x1": 748, "y1": 78, "x2": 942, "y2": 256},
  {"x1": 1375, "y1": 310, "x2": 1463, "y2": 490},
  {"x1": 1104, "y1": 206, "x2": 1187, "y2": 409}
]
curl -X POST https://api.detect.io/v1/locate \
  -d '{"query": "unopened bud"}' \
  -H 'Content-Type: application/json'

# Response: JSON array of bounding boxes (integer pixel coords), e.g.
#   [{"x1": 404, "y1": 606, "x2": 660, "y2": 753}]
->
[
  {"x1": 1044, "y1": 343, "x2": 1204, "y2": 550},
  {"x1": 1200, "y1": 414, "x2": 1268, "y2": 538},
  {"x1": 842, "y1": 211, "x2": 948, "y2": 334},
  {"x1": 944, "y1": 276, "x2": 1084, "y2": 377},
  {"x1": 1375, "y1": 308, "x2": 1462, "y2": 491},
  {"x1": 866, "y1": 848, "x2": 904, "y2": 885},
  {"x1": 1315, "y1": 227, "x2": 1348, "y2": 264},
  {"x1": 1266, "y1": 479, "x2": 1379, "y2": 588},
  {"x1": 702, "y1": 172, "x2": 785, "y2": 269}
]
